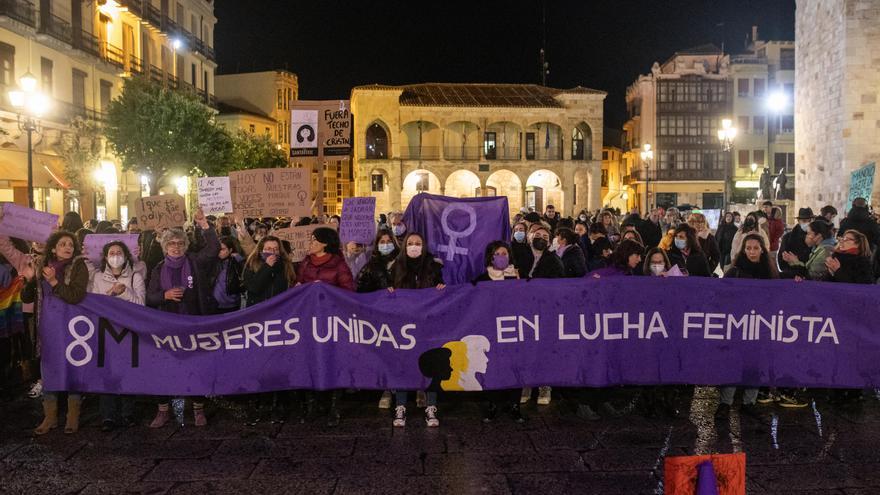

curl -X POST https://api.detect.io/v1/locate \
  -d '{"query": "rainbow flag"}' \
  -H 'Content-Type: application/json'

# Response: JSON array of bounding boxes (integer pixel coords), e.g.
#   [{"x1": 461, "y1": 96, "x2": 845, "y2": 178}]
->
[{"x1": 0, "y1": 277, "x2": 24, "y2": 338}]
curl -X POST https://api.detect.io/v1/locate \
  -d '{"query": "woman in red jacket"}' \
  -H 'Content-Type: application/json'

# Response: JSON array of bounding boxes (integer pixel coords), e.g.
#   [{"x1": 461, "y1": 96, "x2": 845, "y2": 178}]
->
[{"x1": 295, "y1": 227, "x2": 353, "y2": 427}]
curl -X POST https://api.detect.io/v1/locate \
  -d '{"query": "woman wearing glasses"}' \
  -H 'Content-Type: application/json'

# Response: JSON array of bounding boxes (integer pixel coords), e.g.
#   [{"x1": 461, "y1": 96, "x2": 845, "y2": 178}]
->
[{"x1": 824, "y1": 230, "x2": 874, "y2": 284}]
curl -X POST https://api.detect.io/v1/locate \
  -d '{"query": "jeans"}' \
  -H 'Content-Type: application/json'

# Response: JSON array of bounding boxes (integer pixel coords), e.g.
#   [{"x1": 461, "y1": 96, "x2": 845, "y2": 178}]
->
[
  {"x1": 100, "y1": 395, "x2": 134, "y2": 422},
  {"x1": 720, "y1": 386, "x2": 758, "y2": 406},
  {"x1": 396, "y1": 390, "x2": 436, "y2": 407}
]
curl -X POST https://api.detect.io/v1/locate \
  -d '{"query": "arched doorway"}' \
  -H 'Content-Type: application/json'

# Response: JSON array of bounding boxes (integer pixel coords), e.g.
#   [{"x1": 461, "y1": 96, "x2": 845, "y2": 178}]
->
[
  {"x1": 526, "y1": 169, "x2": 563, "y2": 214},
  {"x1": 365, "y1": 122, "x2": 389, "y2": 159},
  {"x1": 444, "y1": 169, "x2": 482, "y2": 198},
  {"x1": 486, "y1": 169, "x2": 523, "y2": 216},
  {"x1": 402, "y1": 169, "x2": 441, "y2": 209}
]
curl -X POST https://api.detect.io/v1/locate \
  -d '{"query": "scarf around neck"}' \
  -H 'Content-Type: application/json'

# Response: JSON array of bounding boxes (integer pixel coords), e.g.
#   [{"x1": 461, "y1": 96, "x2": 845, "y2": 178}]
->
[{"x1": 160, "y1": 255, "x2": 192, "y2": 291}]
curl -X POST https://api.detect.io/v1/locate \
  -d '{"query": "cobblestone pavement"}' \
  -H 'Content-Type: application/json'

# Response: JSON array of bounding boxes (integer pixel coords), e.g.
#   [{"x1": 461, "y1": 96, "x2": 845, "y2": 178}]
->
[{"x1": 2, "y1": 387, "x2": 880, "y2": 494}]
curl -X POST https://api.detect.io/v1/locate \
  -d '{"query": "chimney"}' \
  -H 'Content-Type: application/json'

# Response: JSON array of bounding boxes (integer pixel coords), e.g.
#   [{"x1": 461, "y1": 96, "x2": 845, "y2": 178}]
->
[{"x1": 752, "y1": 25, "x2": 759, "y2": 43}]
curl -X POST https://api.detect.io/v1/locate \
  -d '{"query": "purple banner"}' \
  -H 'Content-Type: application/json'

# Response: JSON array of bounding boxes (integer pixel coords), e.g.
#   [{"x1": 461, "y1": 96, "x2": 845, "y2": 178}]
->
[
  {"x1": 0, "y1": 203, "x2": 58, "y2": 243},
  {"x1": 403, "y1": 193, "x2": 511, "y2": 285},
  {"x1": 38, "y1": 277, "x2": 880, "y2": 396}
]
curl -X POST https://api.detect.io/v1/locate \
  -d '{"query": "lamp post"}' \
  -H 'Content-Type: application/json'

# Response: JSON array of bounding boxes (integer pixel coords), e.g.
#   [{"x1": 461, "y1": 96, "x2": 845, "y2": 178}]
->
[
  {"x1": 717, "y1": 119, "x2": 737, "y2": 210},
  {"x1": 640, "y1": 143, "x2": 654, "y2": 214},
  {"x1": 8, "y1": 72, "x2": 51, "y2": 210}
]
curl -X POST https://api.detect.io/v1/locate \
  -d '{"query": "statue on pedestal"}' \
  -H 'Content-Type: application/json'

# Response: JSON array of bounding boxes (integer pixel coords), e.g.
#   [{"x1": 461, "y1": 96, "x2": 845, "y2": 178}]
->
[{"x1": 759, "y1": 168, "x2": 772, "y2": 200}]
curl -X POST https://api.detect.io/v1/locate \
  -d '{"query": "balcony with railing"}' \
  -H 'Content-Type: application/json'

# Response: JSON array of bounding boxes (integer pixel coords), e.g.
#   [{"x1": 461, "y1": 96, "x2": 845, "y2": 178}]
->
[
  {"x1": 399, "y1": 146, "x2": 440, "y2": 160},
  {"x1": 104, "y1": 42, "x2": 125, "y2": 68},
  {"x1": 38, "y1": 12, "x2": 72, "y2": 44},
  {"x1": 632, "y1": 168, "x2": 725, "y2": 181},
  {"x1": 118, "y1": 0, "x2": 142, "y2": 17},
  {"x1": 485, "y1": 146, "x2": 521, "y2": 160},
  {"x1": 657, "y1": 101, "x2": 729, "y2": 113},
  {"x1": 443, "y1": 146, "x2": 481, "y2": 161},
  {"x1": 0, "y1": 0, "x2": 35, "y2": 27},
  {"x1": 52, "y1": 100, "x2": 106, "y2": 123},
  {"x1": 144, "y1": 3, "x2": 161, "y2": 27},
  {"x1": 531, "y1": 146, "x2": 563, "y2": 161},
  {"x1": 77, "y1": 29, "x2": 101, "y2": 57}
]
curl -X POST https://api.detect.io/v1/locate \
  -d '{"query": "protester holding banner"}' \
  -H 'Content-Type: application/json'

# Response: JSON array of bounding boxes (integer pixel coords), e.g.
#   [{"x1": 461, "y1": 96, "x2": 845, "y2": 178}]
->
[
  {"x1": 18, "y1": 230, "x2": 89, "y2": 435},
  {"x1": 592, "y1": 240, "x2": 644, "y2": 277},
  {"x1": 356, "y1": 230, "x2": 399, "y2": 293},
  {"x1": 0, "y1": 236, "x2": 38, "y2": 389},
  {"x1": 555, "y1": 228, "x2": 587, "y2": 278},
  {"x1": 243, "y1": 235, "x2": 296, "y2": 307},
  {"x1": 525, "y1": 225, "x2": 564, "y2": 280},
  {"x1": 585, "y1": 223, "x2": 613, "y2": 272},
  {"x1": 145, "y1": 208, "x2": 217, "y2": 428},
  {"x1": 782, "y1": 221, "x2": 835, "y2": 281},
  {"x1": 642, "y1": 247, "x2": 673, "y2": 276},
  {"x1": 667, "y1": 225, "x2": 712, "y2": 277},
  {"x1": 87, "y1": 241, "x2": 144, "y2": 431},
  {"x1": 208, "y1": 236, "x2": 244, "y2": 313},
  {"x1": 473, "y1": 241, "x2": 519, "y2": 282},
  {"x1": 296, "y1": 228, "x2": 354, "y2": 291},
  {"x1": 391, "y1": 232, "x2": 445, "y2": 427},
  {"x1": 824, "y1": 230, "x2": 874, "y2": 284}
]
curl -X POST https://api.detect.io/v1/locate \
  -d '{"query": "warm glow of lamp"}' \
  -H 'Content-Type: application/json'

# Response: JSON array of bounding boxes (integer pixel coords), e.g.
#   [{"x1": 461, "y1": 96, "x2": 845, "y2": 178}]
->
[
  {"x1": 767, "y1": 90, "x2": 787, "y2": 113},
  {"x1": 19, "y1": 72, "x2": 37, "y2": 93},
  {"x1": 640, "y1": 143, "x2": 654, "y2": 161},
  {"x1": 98, "y1": 0, "x2": 119, "y2": 16},
  {"x1": 750, "y1": 162, "x2": 758, "y2": 174},
  {"x1": 172, "y1": 38, "x2": 183, "y2": 50},
  {"x1": 29, "y1": 93, "x2": 50, "y2": 117},
  {"x1": 174, "y1": 176, "x2": 188, "y2": 196},
  {"x1": 94, "y1": 161, "x2": 117, "y2": 188},
  {"x1": 8, "y1": 90, "x2": 24, "y2": 108},
  {"x1": 621, "y1": 191, "x2": 629, "y2": 200}
]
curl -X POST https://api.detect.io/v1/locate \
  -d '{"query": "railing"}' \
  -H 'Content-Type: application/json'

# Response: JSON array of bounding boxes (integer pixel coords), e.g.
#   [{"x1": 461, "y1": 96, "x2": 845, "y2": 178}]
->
[
  {"x1": 657, "y1": 101, "x2": 729, "y2": 113},
  {"x1": 622, "y1": 175, "x2": 633, "y2": 185},
  {"x1": 128, "y1": 54, "x2": 143, "y2": 74},
  {"x1": 443, "y1": 146, "x2": 481, "y2": 160},
  {"x1": 118, "y1": 0, "x2": 142, "y2": 17},
  {"x1": 657, "y1": 135, "x2": 717, "y2": 146},
  {"x1": 364, "y1": 146, "x2": 390, "y2": 160},
  {"x1": 38, "y1": 12, "x2": 72, "y2": 44},
  {"x1": 77, "y1": 29, "x2": 101, "y2": 57},
  {"x1": 149, "y1": 64, "x2": 164, "y2": 84},
  {"x1": 53, "y1": 101, "x2": 106, "y2": 123},
  {"x1": 533, "y1": 146, "x2": 563, "y2": 161},
  {"x1": 485, "y1": 146, "x2": 521, "y2": 160},
  {"x1": 145, "y1": 3, "x2": 161, "y2": 27},
  {"x1": 104, "y1": 42, "x2": 125, "y2": 68},
  {"x1": 0, "y1": 0, "x2": 35, "y2": 27},
  {"x1": 399, "y1": 146, "x2": 440, "y2": 160},
  {"x1": 633, "y1": 168, "x2": 726, "y2": 181}
]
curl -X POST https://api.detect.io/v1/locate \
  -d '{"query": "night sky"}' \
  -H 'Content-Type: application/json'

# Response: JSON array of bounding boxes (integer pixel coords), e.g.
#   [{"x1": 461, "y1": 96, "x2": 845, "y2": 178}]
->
[{"x1": 215, "y1": 0, "x2": 795, "y2": 130}]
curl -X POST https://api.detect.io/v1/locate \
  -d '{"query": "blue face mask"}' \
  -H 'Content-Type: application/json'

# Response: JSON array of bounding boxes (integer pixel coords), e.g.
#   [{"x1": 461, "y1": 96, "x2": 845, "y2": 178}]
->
[
  {"x1": 513, "y1": 231, "x2": 526, "y2": 242},
  {"x1": 392, "y1": 224, "x2": 406, "y2": 236},
  {"x1": 378, "y1": 243, "x2": 395, "y2": 256},
  {"x1": 674, "y1": 238, "x2": 688, "y2": 250}
]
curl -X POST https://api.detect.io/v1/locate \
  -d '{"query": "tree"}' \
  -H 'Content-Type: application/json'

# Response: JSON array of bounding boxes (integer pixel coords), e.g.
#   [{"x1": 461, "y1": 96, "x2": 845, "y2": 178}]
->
[
  {"x1": 224, "y1": 129, "x2": 288, "y2": 172},
  {"x1": 56, "y1": 116, "x2": 102, "y2": 192},
  {"x1": 104, "y1": 76, "x2": 231, "y2": 195}
]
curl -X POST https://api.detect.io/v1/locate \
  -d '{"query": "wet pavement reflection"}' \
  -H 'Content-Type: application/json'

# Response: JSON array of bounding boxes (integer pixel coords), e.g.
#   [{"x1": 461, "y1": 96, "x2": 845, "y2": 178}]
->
[{"x1": 1, "y1": 387, "x2": 879, "y2": 494}]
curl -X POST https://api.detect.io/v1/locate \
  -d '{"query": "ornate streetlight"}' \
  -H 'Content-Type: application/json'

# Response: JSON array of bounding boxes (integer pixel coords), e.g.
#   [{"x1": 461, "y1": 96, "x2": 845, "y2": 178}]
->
[
  {"x1": 8, "y1": 72, "x2": 50, "y2": 209},
  {"x1": 717, "y1": 119, "x2": 737, "y2": 210},
  {"x1": 640, "y1": 143, "x2": 654, "y2": 214}
]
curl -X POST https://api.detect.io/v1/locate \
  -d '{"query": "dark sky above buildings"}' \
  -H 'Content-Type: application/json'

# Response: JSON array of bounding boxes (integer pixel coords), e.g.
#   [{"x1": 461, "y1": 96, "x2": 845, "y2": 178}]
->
[{"x1": 215, "y1": 0, "x2": 795, "y2": 130}]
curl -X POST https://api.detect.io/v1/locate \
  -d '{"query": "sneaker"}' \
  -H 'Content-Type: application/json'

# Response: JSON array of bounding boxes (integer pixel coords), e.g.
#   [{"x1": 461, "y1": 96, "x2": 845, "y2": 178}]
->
[
  {"x1": 778, "y1": 394, "x2": 809, "y2": 408},
  {"x1": 425, "y1": 406, "x2": 439, "y2": 427},
  {"x1": 149, "y1": 408, "x2": 170, "y2": 428},
  {"x1": 193, "y1": 407, "x2": 207, "y2": 427},
  {"x1": 520, "y1": 387, "x2": 532, "y2": 404},
  {"x1": 27, "y1": 381, "x2": 42, "y2": 399},
  {"x1": 577, "y1": 404, "x2": 601, "y2": 421},
  {"x1": 714, "y1": 403, "x2": 730, "y2": 421},
  {"x1": 393, "y1": 405, "x2": 406, "y2": 427},
  {"x1": 416, "y1": 391, "x2": 427, "y2": 408},
  {"x1": 537, "y1": 386, "x2": 552, "y2": 405},
  {"x1": 756, "y1": 391, "x2": 779, "y2": 404},
  {"x1": 378, "y1": 390, "x2": 393, "y2": 409}
]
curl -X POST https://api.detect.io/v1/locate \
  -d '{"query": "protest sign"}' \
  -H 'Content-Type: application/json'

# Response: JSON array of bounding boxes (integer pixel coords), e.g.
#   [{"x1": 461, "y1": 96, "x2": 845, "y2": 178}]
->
[
  {"x1": 40, "y1": 276, "x2": 879, "y2": 396},
  {"x1": 0, "y1": 203, "x2": 58, "y2": 242},
  {"x1": 197, "y1": 177, "x2": 232, "y2": 214},
  {"x1": 848, "y1": 162, "x2": 876, "y2": 206},
  {"x1": 339, "y1": 197, "x2": 376, "y2": 244},
  {"x1": 229, "y1": 168, "x2": 311, "y2": 218},
  {"x1": 83, "y1": 234, "x2": 140, "y2": 265},
  {"x1": 273, "y1": 224, "x2": 335, "y2": 262},
  {"x1": 134, "y1": 194, "x2": 187, "y2": 230},
  {"x1": 291, "y1": 109, "x2": 319, "y2": 157}
]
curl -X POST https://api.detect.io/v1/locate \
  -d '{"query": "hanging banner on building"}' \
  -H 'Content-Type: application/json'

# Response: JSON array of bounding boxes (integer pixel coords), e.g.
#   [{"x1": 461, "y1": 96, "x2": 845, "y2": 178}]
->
[
  {"x1": 291, "y1": 109, "x2": 319, "y2": 157},
  {"x1": 39, "y1": 276, "x2": 877, "y2": 396},
  {"x1": 339, "y1": 197, "x2": 377, "y2": 245},
  {"x1": 403, "y1": 193, "x2": 511, "y2": 285},
  {"x1": 229, "y1": 168, "x2": 311, "y2": 219},
  {"x1": 848, "y1": 162, "x2": 876, "y2": 206},
  {"x1": 0, "y1": 203, "x2": 58, "y2": 243},
  {"x1": 197, "y1": 177, "x2": 233, "y2": 214},
  {"x1": 272, "y1": 224, "x2": 335, "y2": 262},
  {"x1": 133, "y1": 194, "x2": 187, "y2": 231}
]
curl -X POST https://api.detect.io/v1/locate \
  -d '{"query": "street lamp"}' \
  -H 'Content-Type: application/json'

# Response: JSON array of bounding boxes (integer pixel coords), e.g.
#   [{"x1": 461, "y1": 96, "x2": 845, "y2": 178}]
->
[
  {"x1": 717, "y1": 119, "x2": 737, "y2": 209},
  {"x1": 640, "y1": 143, "x2": 654, "y2": 214},
  {"x1": 8, "y1": 72, "x2": 51, "y2": 209},
  {"x1": 750, "y1": 162, "x2": 758, "y2": 176}
]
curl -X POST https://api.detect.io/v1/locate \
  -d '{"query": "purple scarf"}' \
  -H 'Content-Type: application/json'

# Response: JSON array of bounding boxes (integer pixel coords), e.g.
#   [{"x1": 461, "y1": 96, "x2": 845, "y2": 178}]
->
[
  {"x1": 48, "y1": 258, "x2": 72, "y2": 280},
  {"x1": 160, "y1": 255, "x2": 193, "y2": 291}
]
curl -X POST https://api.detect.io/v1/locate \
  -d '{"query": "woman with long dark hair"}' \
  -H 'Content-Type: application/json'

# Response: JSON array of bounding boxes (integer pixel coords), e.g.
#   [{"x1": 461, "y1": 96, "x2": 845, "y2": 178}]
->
[
  {"x1": 243, "y1": 235, "x2": 296, "y2": 307},
  {"x1": 716, "y1": 212, "x2": 738, "y2": 268},
  {"x1": 210, "y1": 236, "x2": 245, "y2": 313},
  {"x1": 667, "y1": 224, "x2": 711, "y2": 277},
  {"x1": 591, "y1": 240, "x2": 644, "y2": 277},
  {"x1": 356, "y1": 229, "x2": 399, "y2": 293}
]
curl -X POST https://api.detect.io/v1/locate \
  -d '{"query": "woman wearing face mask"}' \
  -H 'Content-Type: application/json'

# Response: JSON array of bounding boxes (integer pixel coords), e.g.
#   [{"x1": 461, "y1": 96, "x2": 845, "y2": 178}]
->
[
  {"x1": 525, "y1": 225, "x2": 564, "y2": 280},
  {"x1": 510, "y1": 222, "x2": 531, "y2": 279},
  {"x1": 555, "y1": 228, "x2": 587, "y2": 278},
  {"x1": 208, "y1": 237, "x2": 244, "y2": 314},
  {"x1": 667, "y1": 225, "x2": 711, "y2": 277},
  {"x1": 87, "y1": 241, "x2": 145, "y2": 432},
  {"x1": 730, "y1": 213, "x2": 770, "y2": 261},
  {"x1": 642, "y1": 247, "x2": 672, "y2": 276},
  {"x1": 356, "y1": 230, "x2": 399, "y2": 293},
  {"x1": 389, "y1": 213, "x2": 407, "y2": 245},
  {"x1": 716, "y1": 212, "x2": 738, "y2": 268},
  {"x1": 686, "y1": 213, "x2": 721, "y2": 272},
  {"x1": 19, "y1": 231, "x2": 89, "y2": 435},
  {"x1": 390, "y1": 232, "x2": 445, "y2": 428},
  {"x1": 715, "y1": 234, "x2": 781, "y2": 420},
  {"x1": 244, "y1": 235, "x2": 296, "y2": 306},
  {"x1": 146, "y1": 209, "x2": 218, "y2": 428}
]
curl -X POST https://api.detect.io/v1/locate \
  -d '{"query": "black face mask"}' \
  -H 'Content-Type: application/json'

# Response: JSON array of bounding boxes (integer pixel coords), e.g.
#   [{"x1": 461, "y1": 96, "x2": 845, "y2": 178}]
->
[{"x1": 532, "y1": 238, "x2": 549, "y2": 251}]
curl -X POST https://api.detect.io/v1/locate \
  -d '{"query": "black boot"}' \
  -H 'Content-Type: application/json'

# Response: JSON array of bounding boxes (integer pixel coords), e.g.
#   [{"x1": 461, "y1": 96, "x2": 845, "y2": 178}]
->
[
  {"x1": 509, "y1": 403, "x2": 526, "y2": 423},
  {"x1": 482, "y1": 402, "x2": 498, "y2": 423}
]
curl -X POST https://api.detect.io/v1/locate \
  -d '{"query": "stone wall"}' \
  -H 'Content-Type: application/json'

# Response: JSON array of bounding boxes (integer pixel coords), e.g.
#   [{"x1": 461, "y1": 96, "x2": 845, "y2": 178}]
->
[{"x1": 796, "y1": 0, "x2": 880, "y2": 211}]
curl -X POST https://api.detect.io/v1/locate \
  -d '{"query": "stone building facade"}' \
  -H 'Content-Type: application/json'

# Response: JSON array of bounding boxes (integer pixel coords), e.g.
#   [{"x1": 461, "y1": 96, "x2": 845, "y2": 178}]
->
[
  {"x1": 795, "y1": 0, "x2": 880, "y2": 210},
  {"x1": 350, "y1": 83, "x2": 605, "y2": 217}
]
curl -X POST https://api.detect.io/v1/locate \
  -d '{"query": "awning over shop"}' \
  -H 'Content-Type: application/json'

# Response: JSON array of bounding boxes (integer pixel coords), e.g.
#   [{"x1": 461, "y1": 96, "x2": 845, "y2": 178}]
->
[{"x1": 0, "y1": 149, "x2": 69, "y2": 189}]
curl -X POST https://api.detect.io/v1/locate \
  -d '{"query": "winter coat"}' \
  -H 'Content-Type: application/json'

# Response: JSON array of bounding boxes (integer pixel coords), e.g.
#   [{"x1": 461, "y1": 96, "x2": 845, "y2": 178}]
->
[
  {"x1": 723, "y1": 259, "x2": 778, "y2": 280},
  {"x1": 528, "y1": 251, "x2": 565, "y2": 279},
  {"x1": 776, "y1": 227, "x2": 810, "y2": 274},
  {"x1": 511, "y1": 241, "x2": 533, "y2": 279},
  {"x1": 826, "y1": 251, "x2": 874, "y2": 284},
  {"x1": 558, "y1": 244, "x2": 587, "y2": 278},
  {"x1": 297, "y1": 253, "x2": 354, "y2": 290},
  {"x1": 145, "y1": 226, "x2": 220, "y2": 315},
  {"x1": 21, "y1": 255, "x2": 90, "y2": 330},
  {"x1": 0, "y1": 236, "x2": 34, "y2": 313},
  {"x1": 768, "y1": 218, "x2": 785, "y2": 251},
  {"x1": 208, "y1": 255, "x2": 244, "y2": 311},
  {"x1": 88, "y1": 264, "x2": 146, "y2": 305},
  {"x1": 391, "y1": 257, "x2": 444, "y2": 289},
  {"x1": 731, "y1": 229, "x2": 770, "y2": 261},
  {"x1": 585, "y1": 236, "x2": 613, "y2": 272},
  {"x1": 784, "y1": 240, "x2": 835, "y2": 281},
  {"x1": 667, "y1": 246, "x2": 711, "y2": 277},
  {"x1": 636, "y1": 219, "x2": 663, "y2": 248},
  {"x1": 696, "y1": 232, "x2": 721, "y2": 272},
  {"x1": 473, "y1": 265, "x2": 519, "y2": 282},
  {"x1": 356, "y1": 256, "x2": 396, "y2": 293},
  {"x1": 839, "y1": 207, "x2": 880, "y2": 248},
  {"x1": 716, "y1": 223, "x2": 738, "y2": 261}
]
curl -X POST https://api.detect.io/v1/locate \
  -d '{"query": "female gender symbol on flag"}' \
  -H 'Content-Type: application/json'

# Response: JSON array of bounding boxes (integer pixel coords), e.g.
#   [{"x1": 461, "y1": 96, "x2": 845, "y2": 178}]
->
[{"x1": 436, "y1": 203, "x2": 478, "y2": 261}]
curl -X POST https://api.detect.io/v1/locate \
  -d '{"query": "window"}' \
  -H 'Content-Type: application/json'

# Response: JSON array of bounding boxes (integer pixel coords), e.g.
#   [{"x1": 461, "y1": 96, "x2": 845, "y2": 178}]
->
[
  {"x1": 41, "y1": 57, "x2": 53, "y2": 94},
  {"x1": 416, "y1": 173, "x2": 429, "y2": 191},
  {"x1": 781, "y1": 115, "x2": 794, "y2": 132},
  {"x1": 176, "y1": 2, "x2": 184, "y2": 23},
  {"x1": 571, "y1": 128, "x2": 584, "y2": 160},
  {"x1": 753, "y1": 116, "x2": 765, "y2": 135},
  {"x1": 525, "y1": 133, "x2": 535, "y2": 160},
  {"x1": 602, "y1": 150, "x2": 609, "y2": 160},
  {"x1": 277, "y1": 89, "x2": 283, "y2": 109},
  {"x1": 483, "y1": 132, "x2": 496, "y2": 159},
  {"x1": 753, "y1": 79, "x2": 765, "y2": 97},
  {"x1": 655, "y1": 193, "x2": 678, "y2": 209},
  {"x1": 737, "y1": 78, "x2": 749, "y2": 97},
  {"x1": 774, "y1": 152, "x2": 795, "y2": 174},
  {"x1": 249, "y1": 124, "x2": 255, "y2": 133},
  {"x1": 780, "y1": 48, "x2": 795, "y2": 70},
  {"x1": 738, "y1": 116, "x2": 750, "y2": 133},
  {"x1": 601, "y1": 169, "x2": 609, "y2": 187},
  {"x1": 287, "y1": 88, "x2": 293, "y2": 105},
  {"x1": 702, "y1": 193, "x2": 723, "y2": 209},
  {"x1": 365, "y1": 123, "x2": 388, "y2": 159},
  {"x1": 0, "y1": 42, "x2": 14, "y2": 86},
  {"x1": 371, "y1": 173, "x2": 384, "y2": 192},
  {"x1": 99, "y1": 80, "x2": 112, "y2": 112},
  {"x1": 738, "y1": 149, "x2": 750, "y2": 167},
  {"x1": 191, "y1": 14, "x2": 197, "y2": 35},
  {"x1": 72, "y1": 69, "x2": 87, "y2": 109},
  {"x1": 753, "y1": 150, "x2": 765, "y2": 165},
  {"x1": 265, "y1": 127, "x2": 271, "y2": 135}
]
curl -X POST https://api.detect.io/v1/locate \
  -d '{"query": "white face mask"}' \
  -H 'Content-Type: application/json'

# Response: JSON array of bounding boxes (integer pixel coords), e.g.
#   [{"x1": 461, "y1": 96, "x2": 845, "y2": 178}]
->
[
  {"x1": 107, "y1": 255, "x2": 125, "y2": 269},
  {"x1": 650, "y1": 264, "x2": 665, "y2": 275},
  {"x1": 406, "y1": 245, "x2": 422, "y2": 258}
]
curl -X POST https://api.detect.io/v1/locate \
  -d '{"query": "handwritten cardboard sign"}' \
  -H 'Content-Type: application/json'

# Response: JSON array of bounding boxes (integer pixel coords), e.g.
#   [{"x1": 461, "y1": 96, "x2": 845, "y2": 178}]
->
[
  {"x1": 273, "y1": 224, "x2": 335, "y2": 262},
  {"x1": 83, "y1": 234, "x2": 140, "y2": 265},
  {"x1": 229, "y1": 168, "x2": 311, "y2": 219},
  {"x1": 197, "y1": 177, "x2": 232, "y2": 214},
  {"x1": 134, "y1": 194, "x2": 187, "y2": 230},
  {"x1": 339, "y1": 197, "x2": 376, "y2": 245},
  {"x1": 0, "y1": 203, "x2": 58, "y2": 242}
]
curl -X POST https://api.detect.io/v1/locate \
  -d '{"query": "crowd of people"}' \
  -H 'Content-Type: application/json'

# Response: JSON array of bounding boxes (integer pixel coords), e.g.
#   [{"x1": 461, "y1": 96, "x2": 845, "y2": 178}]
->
[{"x1": 0, "y1": 195, "x2": 878, "y2": 434}]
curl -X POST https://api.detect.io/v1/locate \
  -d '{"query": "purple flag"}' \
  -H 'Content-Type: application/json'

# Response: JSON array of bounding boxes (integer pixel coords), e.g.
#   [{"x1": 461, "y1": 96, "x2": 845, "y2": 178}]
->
[
  {"x1": 38, "y1": 276, "x2": 880, "y2": 396},
  {"x1": 403, "y1": 193, "x2": 511, "y2": 285},
  {"x1": 696, "y1": 461, "x2": 720, "y2": 495}
]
